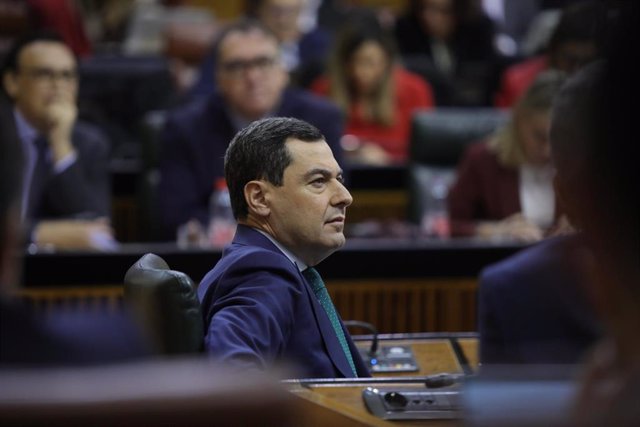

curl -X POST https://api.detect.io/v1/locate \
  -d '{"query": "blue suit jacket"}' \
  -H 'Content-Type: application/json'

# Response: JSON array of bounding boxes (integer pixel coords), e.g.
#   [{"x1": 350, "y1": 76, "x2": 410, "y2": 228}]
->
[
  {"x1": 197, "y1": 225, "x2": 370, "y2": 379},
  {"x1": 0, "y1": 299, "x2": 151, "y2": 366},
  {"x1": 158, "y1": 89, "x2": 345, "y2": 238},
  {"x1": 479, "y1": 234, "x2": 602, "y2": 364}
]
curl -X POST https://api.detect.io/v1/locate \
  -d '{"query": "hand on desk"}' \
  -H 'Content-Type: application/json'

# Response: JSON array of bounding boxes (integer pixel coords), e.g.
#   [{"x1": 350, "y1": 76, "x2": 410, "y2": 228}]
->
[
  {"x1": 476, "y1": 213, "x2": 544, "y2": 242},
  {"x1": 34, "y1": 218, "x2": 119, "y2": 251},
  {"x1": 341, "y1": 135, "x2": 393, "y2": 166}
]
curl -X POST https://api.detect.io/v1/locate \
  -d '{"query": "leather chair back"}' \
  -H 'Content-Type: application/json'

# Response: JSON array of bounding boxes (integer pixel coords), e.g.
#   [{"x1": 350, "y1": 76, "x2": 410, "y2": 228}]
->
[
  {"x1": 408, "y1": 108, "x2": 509, "y2": 223},
  {"x1": 124, "y1": 253, "x2": 204, "y2": 354}
]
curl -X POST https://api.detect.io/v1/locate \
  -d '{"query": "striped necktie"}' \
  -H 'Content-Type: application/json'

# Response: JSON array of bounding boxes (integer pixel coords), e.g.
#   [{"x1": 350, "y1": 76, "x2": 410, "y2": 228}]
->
[{"x1": 303, "y1": 267, "x2": 357, "y2": 377}]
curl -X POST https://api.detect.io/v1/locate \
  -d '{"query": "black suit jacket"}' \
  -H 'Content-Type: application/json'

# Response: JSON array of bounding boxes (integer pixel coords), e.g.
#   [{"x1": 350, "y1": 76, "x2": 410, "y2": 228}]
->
[
  {"x1": 158, "y1": 88, "x2": 345, "y2": 237},
  {"x1": 26, "y1": 122, "x2": 111, "y2": 221}
]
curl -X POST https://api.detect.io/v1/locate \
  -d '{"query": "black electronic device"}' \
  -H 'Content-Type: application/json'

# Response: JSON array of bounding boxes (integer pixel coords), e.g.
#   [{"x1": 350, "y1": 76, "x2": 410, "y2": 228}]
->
[
  {"x1": 363, "y1": 386, "x2": 461, "y2": 420},
  {"x1": 358, "y1": 345, "x2": 420, "y2": 373},
  {"x1": 345, "y1": 320, "x2": 419, "y2": 373}
]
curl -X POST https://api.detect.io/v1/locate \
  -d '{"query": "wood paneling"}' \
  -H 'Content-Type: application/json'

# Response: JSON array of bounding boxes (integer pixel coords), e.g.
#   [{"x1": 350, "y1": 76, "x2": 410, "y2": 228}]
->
[
  {"x1": 329, "y1": 279, "x2": 477, "y2": 333},
  {"x1": 11, "y1": 278, "x2": 477, "y2": 333},
  {"x1": 13, "y1": 286, "x2": 124, "y2": 315}
]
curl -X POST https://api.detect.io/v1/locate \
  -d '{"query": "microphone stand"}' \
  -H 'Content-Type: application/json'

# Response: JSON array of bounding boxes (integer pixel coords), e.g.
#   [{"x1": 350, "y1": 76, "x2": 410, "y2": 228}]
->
[{"x1": 344, "y1": 320, "x2": 379, "y2": 357}]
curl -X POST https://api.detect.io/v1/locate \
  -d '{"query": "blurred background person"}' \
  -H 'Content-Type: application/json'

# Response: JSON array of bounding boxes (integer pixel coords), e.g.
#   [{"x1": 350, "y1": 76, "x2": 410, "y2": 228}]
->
[
  {"x1": 1, "y1": 31, "x2": 117, "y2": 251},
  {"x1": 0, "y1": 83, "x2": 149, "y2": 366},
  {"x1": 550, "y1": 35, "x2": 640, "y2": 423},
  {"x1": 158, "y1": 18, "x2": 344, "y2": 240},
  {"x1": 186, "y1": 0, "x2": 330, "y2": 100},
  {"x1": 493, "y1": 0, "x2": 606, "y2": 108},
  {"x1": 393, "y1": 0, "x2": 502, "y2": 106},
  {"x1": 310, "y1": 15, "x2": 434, "y2": 166},
  {"x1": 478, "y1": 228, "x2": 602, "y2": 365},
  {"x1": 247, "y1": 0, "x2": 331, "y2": 87},
  {"x1": 447, "y1": 70, "x2": 567, "y2": 240}
]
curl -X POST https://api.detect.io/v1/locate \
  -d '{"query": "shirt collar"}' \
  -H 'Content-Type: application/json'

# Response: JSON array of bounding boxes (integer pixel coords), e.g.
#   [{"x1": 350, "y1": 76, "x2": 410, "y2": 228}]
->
[
  {"x1": 13, "y1": 107, "x2": 38, "y2": 146},
  {"x1": 254, "y1": 228, "x2": 308, "y2": 272}
]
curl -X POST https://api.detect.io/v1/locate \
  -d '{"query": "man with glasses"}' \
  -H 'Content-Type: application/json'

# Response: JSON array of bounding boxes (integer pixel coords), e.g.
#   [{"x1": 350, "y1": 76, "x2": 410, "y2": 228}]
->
[
  {"x1": 1, "y1": 31, "x2": 116, "y2": 251},
  {"x1": 159, "y1": 18, "x2": 344, "y2": 239}
]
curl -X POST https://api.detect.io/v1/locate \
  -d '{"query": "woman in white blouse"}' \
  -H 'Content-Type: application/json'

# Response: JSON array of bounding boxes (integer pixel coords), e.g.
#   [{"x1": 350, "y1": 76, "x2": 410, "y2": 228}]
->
[{"x1": 447, "y1": 70, "x2": 568, "y2": 241}]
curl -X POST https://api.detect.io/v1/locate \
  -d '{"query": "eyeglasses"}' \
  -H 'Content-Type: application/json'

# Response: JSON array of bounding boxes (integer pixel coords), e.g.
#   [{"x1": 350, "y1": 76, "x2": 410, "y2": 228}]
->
[
  {"x1": 19, "y1": 67, "x2": 78, "y2": 84},
  {"x1": 219, "y1": 56, "x2": 278, "y2": 78}
]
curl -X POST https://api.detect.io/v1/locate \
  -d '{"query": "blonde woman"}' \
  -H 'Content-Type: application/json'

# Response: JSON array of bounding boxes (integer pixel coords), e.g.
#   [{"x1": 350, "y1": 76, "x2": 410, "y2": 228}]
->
[{"x1": 447, "y1": 70, "x2": 567, "y2": 240}]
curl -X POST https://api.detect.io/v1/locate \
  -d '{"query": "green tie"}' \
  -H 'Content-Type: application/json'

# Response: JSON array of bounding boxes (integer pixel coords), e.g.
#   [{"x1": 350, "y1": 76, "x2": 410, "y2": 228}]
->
[{"x1": 303, "y1": 267, "x2": 357, "y2": 377}]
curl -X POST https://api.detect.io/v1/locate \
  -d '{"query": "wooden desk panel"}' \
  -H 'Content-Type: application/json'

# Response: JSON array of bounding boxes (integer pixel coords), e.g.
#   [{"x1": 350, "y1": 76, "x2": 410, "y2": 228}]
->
[
  {"x1": 12, "y1": 279, "x2": 477, "y2": 333},
  {"x1": 330, "y1": 279, "x2": 477, "y2": 333},
  {"x1": 20, "y1": 239, "x2": 524, "y2": 332}
]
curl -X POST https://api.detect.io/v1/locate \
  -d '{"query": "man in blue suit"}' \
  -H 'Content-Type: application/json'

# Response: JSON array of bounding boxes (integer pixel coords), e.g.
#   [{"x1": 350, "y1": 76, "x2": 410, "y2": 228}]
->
[
  {"x1": 197, "y1": 117, "x2": 369, "y2": 379},
  {"x1": 159, "y1": 18, "x2": 344, "y2": 239}
]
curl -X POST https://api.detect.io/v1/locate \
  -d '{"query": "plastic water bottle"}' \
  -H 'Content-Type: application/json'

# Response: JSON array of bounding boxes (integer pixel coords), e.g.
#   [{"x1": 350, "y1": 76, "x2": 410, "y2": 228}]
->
[
  {"x1": 421, "y1": 177, "x2": 451, "y2": 239},
  {"x1": 207, "y1": 178, "x2": 236, "y2": 248}
]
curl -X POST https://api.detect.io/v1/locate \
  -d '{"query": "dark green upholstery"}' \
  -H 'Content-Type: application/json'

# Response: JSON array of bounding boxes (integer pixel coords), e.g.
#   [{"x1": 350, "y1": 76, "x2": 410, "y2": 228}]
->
[
  {"x1": 124, "y1": 253, "x2": 204, "y2": 355},
  {"x1": 408, "y1": 108, "x2": 510, "y2": 223}
]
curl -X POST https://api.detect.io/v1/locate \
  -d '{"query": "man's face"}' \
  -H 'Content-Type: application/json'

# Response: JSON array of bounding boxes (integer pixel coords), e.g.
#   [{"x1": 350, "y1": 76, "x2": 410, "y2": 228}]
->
[
  {"x1": 266, "y1": 138, "x2": 352, "y2": 266},
  {"x1": 3, "y1": 41, "x2": 77, "y2": 131},
  {"x1": 258, "y1": 0, "x2": 303, "y2": 43},
  {"x1": 216, "y1": 29, "x2": 288, "y2": 121},
  {"x1": 420, "y1": 0, "x2": 455, "y2": 40}
]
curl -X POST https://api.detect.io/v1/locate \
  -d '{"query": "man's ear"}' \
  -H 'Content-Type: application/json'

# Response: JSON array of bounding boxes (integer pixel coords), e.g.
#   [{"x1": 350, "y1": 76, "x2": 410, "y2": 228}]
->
[
  {"x1": 2, "y1": 72, "x2": 19, "y2": 99},
  {"x1": 244, "y1": 180, "x2": 270, "y2": 217}
]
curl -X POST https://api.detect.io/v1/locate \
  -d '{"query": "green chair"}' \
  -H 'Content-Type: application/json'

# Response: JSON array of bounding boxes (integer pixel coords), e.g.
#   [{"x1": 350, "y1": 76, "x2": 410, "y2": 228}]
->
[{"x1": 408, "y1": 108, "x2": 509, "y2": 224}]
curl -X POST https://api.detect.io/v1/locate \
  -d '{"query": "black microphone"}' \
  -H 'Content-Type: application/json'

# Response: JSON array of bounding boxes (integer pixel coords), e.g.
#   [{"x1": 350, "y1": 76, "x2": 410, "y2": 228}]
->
[
  {"x1": 424, "y1": 372, "x2": 470, "y2": 388},
  {"x1": 344, "y1": 320, "x2": 378, "y2": 357}
]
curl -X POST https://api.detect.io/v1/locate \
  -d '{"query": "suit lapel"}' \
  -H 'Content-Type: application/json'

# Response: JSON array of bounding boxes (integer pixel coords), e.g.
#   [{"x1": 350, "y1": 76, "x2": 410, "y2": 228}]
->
[{"x1": 300, "y1": 271, "x2": 355, "y2": 377}]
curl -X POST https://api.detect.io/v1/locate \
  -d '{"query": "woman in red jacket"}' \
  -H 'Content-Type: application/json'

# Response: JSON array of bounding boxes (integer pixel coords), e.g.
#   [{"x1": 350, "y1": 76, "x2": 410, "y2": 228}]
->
[{"x1": 311, "y1": 19, "x2": 434, "y2": 165}]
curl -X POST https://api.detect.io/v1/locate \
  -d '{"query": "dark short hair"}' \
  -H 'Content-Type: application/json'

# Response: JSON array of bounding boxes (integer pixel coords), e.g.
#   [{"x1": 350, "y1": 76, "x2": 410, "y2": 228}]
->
[
  {"x1": 1, "y1": 30, "x2": 67, "y2": 76},
  {"x1": 212, "y1": 18, "x2": 279, "y2": 65},
  {"x1": 224, "y1": 117, "x2": 324, "y2": 220},
  {"x1": 1, "y1": 30, "x2": 70, "y2": 98},
  {"x1": 548, "y1": 1, "x2": 608, "y2": 53}
]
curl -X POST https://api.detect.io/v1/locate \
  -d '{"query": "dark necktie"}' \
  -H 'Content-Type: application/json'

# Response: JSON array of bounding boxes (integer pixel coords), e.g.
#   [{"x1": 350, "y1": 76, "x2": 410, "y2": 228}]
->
[{"x1": 303, "y1": 267, "x2": 357, "y2": 376}]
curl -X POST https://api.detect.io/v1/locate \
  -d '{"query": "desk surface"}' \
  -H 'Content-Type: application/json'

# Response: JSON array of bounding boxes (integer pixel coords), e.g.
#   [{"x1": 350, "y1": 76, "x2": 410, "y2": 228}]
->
[
  {"x1": 286, "y1": 334, "x2": 476, "y2": 426},
  {"x1": 22, "y1": 238, "x2": 525, "y2": 287},
  {"x1": 354, "y1": 333, "x2": 478, "y2": 377}
]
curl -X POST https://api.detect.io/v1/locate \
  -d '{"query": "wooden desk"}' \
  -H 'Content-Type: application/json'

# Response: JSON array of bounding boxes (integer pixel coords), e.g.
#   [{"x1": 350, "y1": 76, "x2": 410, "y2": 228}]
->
[
  {"x1": 354, "y1": 333, "x2": 478, "y2": 377},
  {"x1": 286, "y1": 334, "x2": 477, "y2": 426}
]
